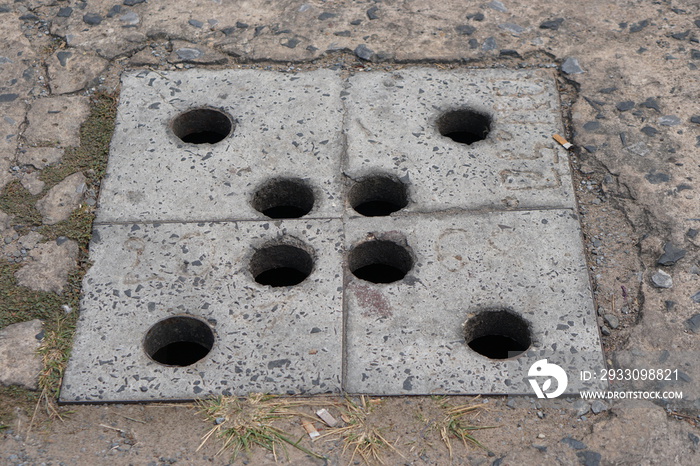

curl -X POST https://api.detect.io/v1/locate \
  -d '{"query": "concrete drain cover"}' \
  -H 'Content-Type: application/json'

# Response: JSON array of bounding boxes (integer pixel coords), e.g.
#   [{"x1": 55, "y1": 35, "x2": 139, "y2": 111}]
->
[{"x1": 60, "y1": 68, "x2": 606, "y2": 402}]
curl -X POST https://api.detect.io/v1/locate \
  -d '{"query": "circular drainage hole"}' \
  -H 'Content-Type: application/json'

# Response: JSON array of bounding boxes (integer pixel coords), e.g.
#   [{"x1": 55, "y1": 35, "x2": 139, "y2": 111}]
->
[
  {"x1": 349, "y1": 175, "x2": 408, "y2": 217},
  {"x1": 464, "y1": 309, "x2": 531, "y2": 359},
  {"x1": 252, "y1": 178, "x2": 315, "y2": 219},
  {"x1": 348, "y1": 240, "x2": 413, "y2": 284},
  {"x1": 250, "y1": 244, "x2": 313, "y2": 287},
  {"x1": 144, "y1": 316, "x2": 214, "y2": 366},
  {"x1": 171, "y1": 108, "x2": 233, "y2": 144},
  {"x1": 437, "y1": 109, "x2": 491, "y2": 145}
]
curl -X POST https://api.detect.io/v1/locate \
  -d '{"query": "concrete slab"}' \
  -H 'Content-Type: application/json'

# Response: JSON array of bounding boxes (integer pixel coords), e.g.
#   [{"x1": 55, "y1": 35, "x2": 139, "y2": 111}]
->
[
  {"x1": 63, "y1": 68, "x2": 603, "y2": 402},
  {"x1": 60, "y1": 220, "x2": 344, "y2": 402},
  {"x1": 96, "y1": 69, "x2": 345, "y2": 223},
  {"x1": 343, "y1": 210, "x2": 605, "y2": 395},
  {"x1": 344, "y1": 69, "x2": 574, "y2": 211}
]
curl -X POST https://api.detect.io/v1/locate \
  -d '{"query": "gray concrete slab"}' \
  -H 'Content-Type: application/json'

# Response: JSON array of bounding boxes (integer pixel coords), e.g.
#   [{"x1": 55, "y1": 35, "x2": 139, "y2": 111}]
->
[
  {"x1": 60, "y1": 220, "x2": 344, "y2": 402},
  {"x1": 343, "y1": 210, "x2": 605, "y2": 395},
  {"x1": 96, "y1": 69, "x2": 345, "y2": 223},
  {"x1": 344, "y1": 68, "x2": 574, "y2": 212},
  {"x1": 63, "y1": 68, "x2": 603, "y2": 402}
]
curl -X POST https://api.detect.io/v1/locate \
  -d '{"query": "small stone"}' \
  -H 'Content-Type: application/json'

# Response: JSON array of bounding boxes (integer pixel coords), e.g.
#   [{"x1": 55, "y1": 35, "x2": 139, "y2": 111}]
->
[
  {"x1": 657, "y1": 242, "x2": 686, "y2": 265},
  {"x1": 540, "y1": 18, "x2": 564, "y2": 30},
  {"x1": 500, "y1": 49, "x2": 520, "y2": 58},
  {"x1": 0, "y1": 320, "x2": 44, "y2": 390},
  {"x1": 599, "y1": 87, "x2": 617, "y2": 94},
  {"x1": 124, "y1": 0, "x2": 146, "y2": 5},
  {"x1": 487, "y1": 1, "x2": 508, "y2": 12},
  {"x1": 334, "y1": 30, "x2": 351, "y2": 37},
  {"x1": 601, "y1": 326, "x2": 611, "y2": 336},
  {"x1": 671, "y1": 31, "x2": 690, "y2": 40},
  {"x1": 366, "y1": 6, "x2": 379, "y2": 20},
  {"x1": 659, "y1": 115, "x2": 681, "y2": 126},
  {"x1": 236, "y1": 21, "x2": 249, "y2": 29},
  {"x1": 482, "y1": 37, "x2": 497, "y2": 51},
  {"x1": 455, "y1": 24, "x2": 476, "y2": 35},
  {"x1": 499, "y1": 23, "x2": 524, "y2": 35},
  {"x1": 350, "y1": 19, "x2": 362, "y2": 26},
  {"x1": 645, "y1": 171, "x2": 670, "y2": 184},
  {"x1": 686, "y1": 314, "x2": 700, "y2": 333},
  {"x1": 506, "y1": 398, "x2": 516, "y2": 409},
  {"x1": 318, "y1": 12, "x2": 336, "y2": 20},
  {"x1": 467, "y1": 13, "x2": 485, "y2": 21},
  {"x1": 188, "y1": 19, "x2": 204, "y2": 28},
  {"x1": 573, "y1": 400, "x2": 590, "y2": 417},
  {"x1": 282, "y1": 38, "x2": 300, "y2": 49},
  {"x1": 630, "y1": 20, "x2": 649, "y2": 33},
  {"x1": 583, "y1": 121, "x2": 600, "y2": 131},
  {"x1": 603, "y1": 314, "x2": 619, "y2": 329},
  {"x1": 639, "y1": 97, "x2": 660, "y2": 112},
  {"x1": 176, "y1": 47, "x2": 203, "y2": 61},
  {"x1": 355, "y1": 44, "x2": 376, "y2": 61},
  {"x1": 83, "y1": 13, "x2": 103, "y2": 25},
  {"x1": 641, "y1": 126, "x2": 658, "y2": 136},
  {"x1": 577, "y1": 451, "x2": 602, "y2": 466},
  {"x1": 616, "y1": 101, "x2": 635, "y2": 111},
  {"x1": 120, "y1": 11, "x2": 140, "y2": 26},
  {"x1": 57, "y1": 7, "x2": 73, "y2": 18},
  {"x1": 690, "y1": 115, "x2": 700, "y2": 124},
  {"x1": 561, "y1": 437, "x2": 587, "y2": 450},
  {"x1": 692, "y1": 50, "x2": 700, "y2": 59},
  {"x1": 20, "y1": 173, "x2": 45, "y2": 195},
  {"x1": 562, "y1": 57, "x2": 584, "y2": 74},
  {"x1": 651, "y1": 269, "x2": 673, "y2": 288},
  {"x1": 590, "y1": 400, "x2": 608, "y2": 414}
]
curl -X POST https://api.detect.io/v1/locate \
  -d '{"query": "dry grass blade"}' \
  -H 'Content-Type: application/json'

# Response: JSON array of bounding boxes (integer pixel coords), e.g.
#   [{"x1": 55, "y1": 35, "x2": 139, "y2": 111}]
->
[
  {"x1": 433, "y1": 397, "x2": 495, "y2": 456},
  {"x1": 320, "y1": 396, "x2": 404, "y2": 465},
  {"x1": 197, "y1": 393, "x2": 325, "y2": 462}
]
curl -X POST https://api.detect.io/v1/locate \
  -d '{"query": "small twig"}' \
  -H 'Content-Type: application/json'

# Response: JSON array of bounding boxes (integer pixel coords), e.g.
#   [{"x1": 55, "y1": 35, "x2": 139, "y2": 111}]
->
[
  {"x1": 119, "y1": 415, "x2": 146, "y2": 424},
  {"x1": 99, "y1": 424, "x2": 125, "y2": 433}
]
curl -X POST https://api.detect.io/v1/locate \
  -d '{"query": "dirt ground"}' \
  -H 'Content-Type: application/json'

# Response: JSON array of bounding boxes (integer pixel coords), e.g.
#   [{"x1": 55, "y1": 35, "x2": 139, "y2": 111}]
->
[{"x1": 1, "y1": 0, "x2": 699, "y2": 464}]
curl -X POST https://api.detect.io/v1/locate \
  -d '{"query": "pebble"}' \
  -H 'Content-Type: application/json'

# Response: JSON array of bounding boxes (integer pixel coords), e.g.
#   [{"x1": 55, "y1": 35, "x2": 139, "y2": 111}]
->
[
  {"x1": 692, "y1": 291, "x2": 700, "y2": 303},
  {"x1": 629, "y1": 20, "x2": 649, "y2": 33},
  {"x1": 107, "y1": 5, "x2": 122, "y2": 18},
  {"x1": 651, "y1": 270, "x2": 673, "y2": 288},
  {"x1": 482, "y1": 37, "x2": 497, "y2": 51},
  {"x1": 540, "y1": 18, "x2": 564, "y2": 30},
  {"x1": 317, "y1": 12, "x2": 337, "y2": 20},
  {"x1": 499, "y1": 23, "x2": 525, "y2": 35},
  {"x1": 577, "y1": 451, "x2": 602, "y2": 466},
  {"x1": 561, "y1": 437, "x2": 587, "y2": 450},
  {"x1": 562, "y1": 57, "x2": 584, "y2": 74},
  {"x1": 645, "y1": 171, "x2": 669, "y2": 184},
  {"x1": 120, "y1": 11, "x2": 140, "y2": 26},
  {"x1": 366, "y1": 6, "x2": 379, "y2": 20},
  {"x1": 601, "y1": 326, "x2": 611, "y2": 336},
  {"x1": 57, "y1": 7, "x2": 73, "y2": 18},
  {"x1": 591, "y1": 400, "x2": 608, "y2": 414},
  {"x1": 487, "y1": 1, "x2": 508, "y2": 12},
  {"x1": 603, "y1": 314, "x2": 619, "y2": 329},
  {"x1": 124, "y1": 0, "x2": 146, "y2": 5},
  {"x1": 456, "y1": 25, "x2": 476, "y2": 35},
  {"x1": 506, "y1": 398, "x2": 516, "y2": 409},
  {"x1": 83, "y1": 13, "x2": 103, "y2": 25},
  {"x1": 686, "y1": 314, "x2": 700, "y2": 333},
  {"x1": 659, "y1": 115, "x2": 681, "y2": 126},
  {"x1": 188, "y1": 19, "x2": 204, "y2": 28},
  {"x1": 639, "y1": 97, "x2": 661, "y2": 111},
  {"x1": 657, "y1": 242, "x2": 686, "y2": 265},
  {"x1": 282, "y1": 38, "x2": 300, "y2": 49},
  {"x1": 616, "y1": 101, "x2": 635, "y2": 111},
  {"x1": 690, "y1": 116, "x2": 700, "y2": 124},
  {"x1": 355, "y1": 44, "x2": 376, "y2": 61},
  {"x1": 573, "y1": 400, "x2": 590, "y2": 417},
  {"x1": 175, "y1": 48, "x2": 202, "y2": 60},
  {"x1": 583, "y1": 121, "x2": 600, "y2": 131},
  {"x1": 641, "y1": 126, "x2": 658, "y2": 136},
  {"x1": 468, "y1": 13, "x2": 485, "y2": 21}
]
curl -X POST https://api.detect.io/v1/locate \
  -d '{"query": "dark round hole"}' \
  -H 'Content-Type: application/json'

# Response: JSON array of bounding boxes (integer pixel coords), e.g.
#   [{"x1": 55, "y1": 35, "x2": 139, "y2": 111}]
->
[
  {"x1": 144, "y1": 316, "x2": 214, "y2": 367},
  {"x1": 437, "y1": 109, "x2": 491, "y2": 145},
  {"x1": 171, "y1": 108, "x2": 233, "y2": 144},
  {"x1": 464, "y1": 309, "x2": 531, "y2": 359},
  {"x1": 349, "y1": 175, "x2": 408, "y2": 217},
  {"x1": 250, "y1": 244, "x2": 314, "y2": 287},
  {"x1": 348, "y1": 240, "x2": 413, "y2": 284},
  {"x1": 252, "y1": 178, "x2": 315, "y2": 219}
]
